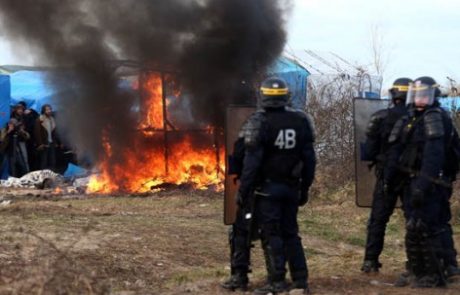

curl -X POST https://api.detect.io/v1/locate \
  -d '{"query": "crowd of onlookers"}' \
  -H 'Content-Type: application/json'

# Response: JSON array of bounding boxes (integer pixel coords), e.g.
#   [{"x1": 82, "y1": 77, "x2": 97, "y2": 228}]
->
[{"x1": 0, "y1": 102, "x2": 61, "y2": 178}]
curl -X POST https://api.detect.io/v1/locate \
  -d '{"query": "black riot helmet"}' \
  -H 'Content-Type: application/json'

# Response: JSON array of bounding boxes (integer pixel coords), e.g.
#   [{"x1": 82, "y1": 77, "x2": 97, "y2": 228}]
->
[
  {"x1": 406, "y1": 76, "x2": 441, "y2": 109},
  {"x1": 259, "y1": 77, "x2": 290, "y2": 108},
  {"x1": 389, "y1": 77, "x2": 412, "y2": 103}
]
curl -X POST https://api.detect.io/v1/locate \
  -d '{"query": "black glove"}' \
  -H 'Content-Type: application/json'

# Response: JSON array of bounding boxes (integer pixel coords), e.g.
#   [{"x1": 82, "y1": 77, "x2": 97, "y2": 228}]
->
[
  {"x1": 299, "y1": 188, "x2": 309, "y2": 206},
  {"x1": 411, "y1": 188, "x2": 424, "y2": 208}
]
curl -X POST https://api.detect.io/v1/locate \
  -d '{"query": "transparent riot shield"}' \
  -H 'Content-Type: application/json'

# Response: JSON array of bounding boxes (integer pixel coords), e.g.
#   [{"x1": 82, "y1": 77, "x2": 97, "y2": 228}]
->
[
  {"x1": 353, "y1": 98, "x2": 390, "y2": 207},
  {"x1": 224, "y1": 105, "x2": 256, "y2": 225}
]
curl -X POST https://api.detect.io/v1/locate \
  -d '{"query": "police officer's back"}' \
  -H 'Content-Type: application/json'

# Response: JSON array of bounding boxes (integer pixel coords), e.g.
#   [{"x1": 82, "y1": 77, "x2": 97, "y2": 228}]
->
[{"x1": 238, "y1": 77, "x2": 315, "y2": 294}]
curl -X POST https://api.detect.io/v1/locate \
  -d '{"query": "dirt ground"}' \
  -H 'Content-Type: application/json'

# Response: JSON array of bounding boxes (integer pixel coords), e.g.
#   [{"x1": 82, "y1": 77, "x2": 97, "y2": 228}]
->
[{"x1": 0, "y1": 186, "x2": 459, "y2": 295}]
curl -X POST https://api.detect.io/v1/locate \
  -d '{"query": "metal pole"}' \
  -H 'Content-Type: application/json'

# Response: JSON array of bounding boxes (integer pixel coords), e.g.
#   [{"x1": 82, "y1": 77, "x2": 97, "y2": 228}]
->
[
  {"x1": 161, "y1": 72, "x2": 169, "y2": 175},
  {"x1": 214, "y1": 127, "x2": 220, "y2": 179}
]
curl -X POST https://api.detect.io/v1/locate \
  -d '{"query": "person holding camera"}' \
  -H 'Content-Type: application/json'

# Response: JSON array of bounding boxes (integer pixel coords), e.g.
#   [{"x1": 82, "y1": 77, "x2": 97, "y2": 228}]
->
[{"x1": 0, "y1": 117, "x2": 31, "y2": 177}]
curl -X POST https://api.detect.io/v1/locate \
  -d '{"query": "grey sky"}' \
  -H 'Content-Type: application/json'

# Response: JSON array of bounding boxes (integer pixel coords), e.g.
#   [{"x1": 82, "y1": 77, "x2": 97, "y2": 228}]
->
[
  {"x1": 287, "y1": 0, "x2": 460, "y2": 88},
  {"x1": 1, "y1": 0, "x2": 459, "y2": 89}
]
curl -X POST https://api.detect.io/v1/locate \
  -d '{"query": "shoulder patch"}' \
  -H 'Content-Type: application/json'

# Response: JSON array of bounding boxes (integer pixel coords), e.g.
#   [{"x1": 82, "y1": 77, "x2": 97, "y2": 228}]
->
[
  {"x1": 366, "y1": 109, "x2": 388, "y2": 137},
  {"x1": 424, "y1": 109, "x2": 445, "y2": 139},
  {"x1": 241, "y1": 112, "x2": 265, "y2": 148}
]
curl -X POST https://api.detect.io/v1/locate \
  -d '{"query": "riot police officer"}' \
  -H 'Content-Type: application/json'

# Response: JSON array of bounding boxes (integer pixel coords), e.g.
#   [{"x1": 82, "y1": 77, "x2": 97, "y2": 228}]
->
[
  {"x1": 386, "y1": 76, "x2": 458, "y2": 287},
  {"x1": 238, "y1": 77, "x2": 316, "y2": 294},
  {"x1": 221, "y1": 136, "x2": 252, "y2": 291},
  {"x1": 361, "y1": 78, "x2": 412, "y2": 273}
]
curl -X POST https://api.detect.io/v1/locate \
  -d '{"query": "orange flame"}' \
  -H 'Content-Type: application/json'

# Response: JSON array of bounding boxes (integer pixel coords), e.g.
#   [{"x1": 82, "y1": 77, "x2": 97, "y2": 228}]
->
[
  {"x1": 140, "y1": 74, "x2": 164, "y2": 130},
  {"x1": 53, "y1": 187, "x2": 63, "y2": 194},
  {"x1": 87, "y1": 73, "x2": 225, "y2": 194}
]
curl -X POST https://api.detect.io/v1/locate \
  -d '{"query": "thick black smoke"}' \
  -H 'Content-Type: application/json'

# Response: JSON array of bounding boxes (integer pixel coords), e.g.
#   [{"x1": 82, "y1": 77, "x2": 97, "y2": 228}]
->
[{"x1": 0, "y1": 0, "x2": 290, "y2": 164}]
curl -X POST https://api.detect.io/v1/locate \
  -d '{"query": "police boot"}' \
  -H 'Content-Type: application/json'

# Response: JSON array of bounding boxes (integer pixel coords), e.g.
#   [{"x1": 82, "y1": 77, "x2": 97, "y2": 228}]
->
[
  {"x1": 446, "y1": 265, "x2": 460, "y2": 279},
  {"x1": 254, "y1": 262, "x2": 287, "y2": 294},
  {"x1": 256, "y1": 242, "x2": 287, "y2": 294},
  {"x1": 361, "y1": 260, "x2": 381, "y2": 273},
  {"x1": 290, "y1": 280, "x2": 311, "y2": 294},
  {"x1": 221, "y1": 273, "x2": 249, "y2": 291},
  {"x1": 285, "y1": 237, "x2": 310, "y2": 293},
  {"x1": 413, "y1": 221, "x2": 446, "y2": 288},
  {"x1": 253, "y1": 280, "x2": 288, "y2": 295},
  {"x1": 394, "y1": 262, "x2": 414, "y2": 287},
  {"x1": 414, "y1": 259, "x2": 446, "y2": 288},
  {"x1": 413, "y1": 274, "x2": 444, "y2": 288},
  {"x1": 405, "y1": 219, "x2": 425, "y2": 279},
  {"x1": 394, "y1": 271, "x2": 413, "y2": 287},
  {"x1": 290, "y1": 274, "x2": 310, "y2": 294}
]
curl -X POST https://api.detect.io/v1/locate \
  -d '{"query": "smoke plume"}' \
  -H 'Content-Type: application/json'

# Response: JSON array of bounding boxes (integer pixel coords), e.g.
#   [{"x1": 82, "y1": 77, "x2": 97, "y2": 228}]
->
[{"x1": 0, "y1": 0, "x2": 290, "y2": 165}]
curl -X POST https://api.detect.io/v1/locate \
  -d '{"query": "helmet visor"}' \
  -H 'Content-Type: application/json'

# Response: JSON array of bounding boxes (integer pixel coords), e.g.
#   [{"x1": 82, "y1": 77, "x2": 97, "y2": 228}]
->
[{"x1": 406, "y1": 81, "x2": 435, "y2": 108}]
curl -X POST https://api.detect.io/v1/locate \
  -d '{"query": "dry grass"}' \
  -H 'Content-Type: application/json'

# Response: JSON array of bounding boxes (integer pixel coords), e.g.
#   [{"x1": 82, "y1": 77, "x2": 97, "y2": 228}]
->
[{"x1": 0, "y1": 186, "x2": 458, "y2": 294}]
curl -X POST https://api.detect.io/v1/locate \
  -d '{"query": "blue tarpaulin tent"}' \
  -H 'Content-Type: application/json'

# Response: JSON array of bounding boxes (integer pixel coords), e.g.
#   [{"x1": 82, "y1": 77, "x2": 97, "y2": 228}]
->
[
  {"x1": 267, "y1": 57, "x2": 310, "y2": 109},
  {"x1": 0, "y1": 74, "x2": 11, "y2": 179},
  {"x1": 6, "y1": 70, "x2": 134, "y2": 113},
  {"x1": 439, "y1": 97, "x2": 460, "y2": 112},
  {"x1": 9, "y1": 70, "x2": 59, "y2": 112},
  {"x1": 0, "y1": 75, "x2": 10, "y2": 128}
]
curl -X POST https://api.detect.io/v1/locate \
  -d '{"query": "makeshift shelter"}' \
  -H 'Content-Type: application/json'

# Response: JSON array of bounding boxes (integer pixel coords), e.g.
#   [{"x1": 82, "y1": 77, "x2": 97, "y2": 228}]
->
[
  {"x1": 267, "y1": 56, "x2": 310, "y2": 109},
  {"x1": 439, "y1": 96, "x2": 460, "y2": 112},
  {"x1": 0, "y1": 66, "x2": 60, "y2": 113},
  {"x1": 9, "y1": 70, "x2": 59, "y2": 112},
  {"x1": 0, "y1": 74, "x2": 10, "y2": 128}
]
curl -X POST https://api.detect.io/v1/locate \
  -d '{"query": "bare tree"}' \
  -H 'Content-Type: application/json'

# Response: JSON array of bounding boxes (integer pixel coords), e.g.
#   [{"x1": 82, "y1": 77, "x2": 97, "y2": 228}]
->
[
  {"x1": 369, "y1": 23, "x2": 392, "y2": 90},
  {"x1": 306, "y1": 74, "x2": 359, "y2": 194}
]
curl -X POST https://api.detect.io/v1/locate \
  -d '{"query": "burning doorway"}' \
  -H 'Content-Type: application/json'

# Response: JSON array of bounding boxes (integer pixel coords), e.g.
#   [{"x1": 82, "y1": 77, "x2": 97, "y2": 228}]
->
[{"x1": 87, "y1": 70, "x2": 225, "y2": 194}]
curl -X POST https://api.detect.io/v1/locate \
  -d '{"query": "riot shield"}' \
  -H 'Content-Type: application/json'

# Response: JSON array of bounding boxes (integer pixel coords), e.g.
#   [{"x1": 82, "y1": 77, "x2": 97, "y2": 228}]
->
[
  {"x1": 224, "y1": 105, "x2": 256, "y2": 225},
  {"x1": 353, "y1": 98, "x2": 390, "y2": 207}
]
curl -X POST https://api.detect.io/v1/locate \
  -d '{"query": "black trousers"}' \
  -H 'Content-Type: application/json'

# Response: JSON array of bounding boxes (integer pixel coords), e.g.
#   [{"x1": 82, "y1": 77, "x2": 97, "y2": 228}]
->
[
  {"x1": 364, "y1": 177, "x2": 400, "y2": 262},
  {"x1": 229, "y1": 206, "x2": 251, "y2": 274},
  {"x1": 38, "y1": 145, "x2": 56, "y2": 171},
  {"x1": 438, "y1": 186, "x2": 457, "y2": 267},
  {"x1": 256, "y1": 182, "x2": 308, "y2": 282}
]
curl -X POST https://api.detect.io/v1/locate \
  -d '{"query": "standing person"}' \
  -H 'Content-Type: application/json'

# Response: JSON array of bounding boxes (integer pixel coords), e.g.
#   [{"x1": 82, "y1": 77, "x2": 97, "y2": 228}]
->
[
  {"x1": 223, "y1": 115, "x2": 315, "y2": 292},
  {"x1": 10, "y1": 103, "x2": 31, "y2": 173},
  {"x1": 35, "y1": 104, "x2": 58, "y2": 171},
  {"x1": 221, "y1": 136, "x2": 252, "y2": 291},
  {"x1": 16, "y1": 101, "x2": 39, "y2": 133},
  {"x1": 0, "y1": 118, "x2": 30, "y2": 177},
  {"x1": 237, "y1": 77, "x2": 315, "y2": 294},
  {"x1": 361, "y1": 78, "x2": 412, "y2": 272},
  {"x1": 386, "y1": 77, "x2": 458, "y2": 287},
  {"x1": 18, "y1": 101, "x2": 39, "y2": 171}
]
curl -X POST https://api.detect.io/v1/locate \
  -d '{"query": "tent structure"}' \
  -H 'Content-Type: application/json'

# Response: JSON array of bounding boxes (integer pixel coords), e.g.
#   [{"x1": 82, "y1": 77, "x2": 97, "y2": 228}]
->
[
  {"x1": 439, "y1": 96, "x2": 460, "y2": 112},
  {"x1": 267, "y1": 56, "x2": 310, "y2": 109},
  {"x1": 9, "y1": 70, "x2": 59, "y2": 112},
  {"x1": 0, "y1": 74, "x2": 10, "y2": 128},
  {"x1": 0, "y1": 66, "x2": 61, "y2": 113}
]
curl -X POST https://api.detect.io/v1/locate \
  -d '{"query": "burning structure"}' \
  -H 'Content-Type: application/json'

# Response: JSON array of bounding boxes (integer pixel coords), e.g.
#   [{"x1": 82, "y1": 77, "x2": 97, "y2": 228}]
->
[{"x1": 86, "y1": 69, "x2": 226, "y2": 193}]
